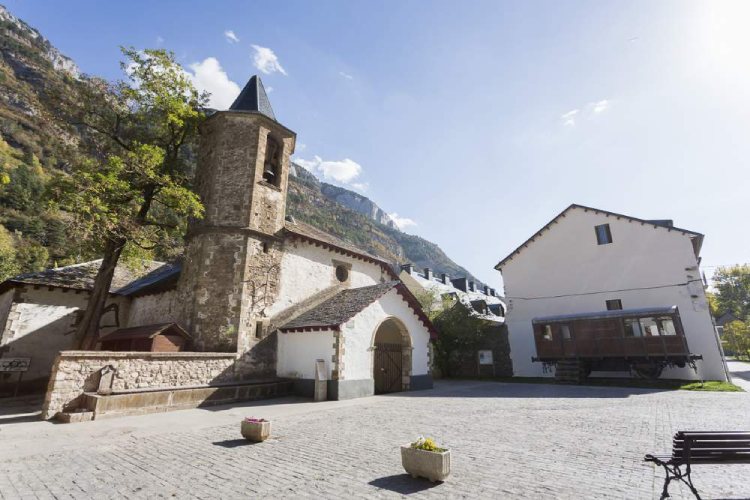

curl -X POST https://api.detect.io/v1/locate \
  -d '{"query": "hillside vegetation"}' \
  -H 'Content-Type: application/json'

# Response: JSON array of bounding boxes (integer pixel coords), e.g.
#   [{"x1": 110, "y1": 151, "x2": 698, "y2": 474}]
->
[{"x1": 0, "y1": 5, "x2": 486, "y2": 287}]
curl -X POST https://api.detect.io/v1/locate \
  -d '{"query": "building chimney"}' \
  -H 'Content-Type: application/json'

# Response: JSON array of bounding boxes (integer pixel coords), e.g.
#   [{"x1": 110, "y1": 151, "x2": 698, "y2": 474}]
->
[
  {"x1": 484, "y1": 285, "x2": 490, "y2": 295},
  {"x1": 440, "y1": 273, "x2": 450, "y2": 284},
  {"x1": 468, "y1": 281, "x2": 476, "y2": 292},
  {"x1": 489, "y1": 288, "x2": 496, "y2": 297},
  {"x1": 424, "y1": 268, "x2": 433, "y2": 280},
  {"x1": 451, "y1": 277, "x2": 468, "y2": 292},
  {"x1": 400, "y1": 263, "x2": 414, "y2": 275}
]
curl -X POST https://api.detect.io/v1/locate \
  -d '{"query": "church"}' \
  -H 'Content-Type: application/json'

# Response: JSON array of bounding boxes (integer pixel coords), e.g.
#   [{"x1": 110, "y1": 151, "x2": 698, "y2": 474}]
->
[{"x1": 0, "y1": 76, "x2": 435, "y2": 415}]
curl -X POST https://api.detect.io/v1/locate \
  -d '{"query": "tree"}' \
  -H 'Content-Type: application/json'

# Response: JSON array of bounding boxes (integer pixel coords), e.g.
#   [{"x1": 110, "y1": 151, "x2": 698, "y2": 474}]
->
[
  {"x1": 432, "y1": 299, "x2": 487, "y2": 377},
  {"x1": 0, "y1": 225, "x2": 19, "y2": 280},
  {"x1": 712, "y1": 265, "x2": 750, "y2": 318},
  {"x1": 50, "y1": 48, "x2": 206, "y2": 349},
  {"x1": 723, "y1": 320, "x2": 750, "y2": 361}
]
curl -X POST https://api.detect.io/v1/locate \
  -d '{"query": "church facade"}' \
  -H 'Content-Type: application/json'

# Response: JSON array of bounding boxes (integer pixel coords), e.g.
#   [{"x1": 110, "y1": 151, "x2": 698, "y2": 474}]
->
[{"x1": 0, "y1": 76, "x2": 434, "y2": 405}]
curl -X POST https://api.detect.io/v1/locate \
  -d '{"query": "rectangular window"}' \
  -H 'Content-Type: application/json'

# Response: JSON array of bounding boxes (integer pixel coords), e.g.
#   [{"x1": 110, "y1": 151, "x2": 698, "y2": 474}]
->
[
  {"x1": 561, "y1": 324, "x2": 571, "y2": 340},
  {"x1": 255, "y1": 321, "x2": 265, "y2": 339},
  {"x1": 624, "y1": 318, "x2": 642, "y2": 337},
  {"x1": 657, "y1": 317, "x2": 677, "y2": 336},
  {"x1": 543, "y1": 325, "x2": 553, "y2": 341},
  {"x1": 606, "y1": 299, "x2": 623, "y2": 310},
  {"x1": 595, "y1": 224, "x2": 613, "y2": 245},
  {"x1": 639, "y1": 317, "x2": 660, "y2": 337}
]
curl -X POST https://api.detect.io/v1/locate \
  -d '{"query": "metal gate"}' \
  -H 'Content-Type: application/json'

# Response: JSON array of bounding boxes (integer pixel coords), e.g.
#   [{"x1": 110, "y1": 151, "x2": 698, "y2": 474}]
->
[{"x1": 374, "y1": 342, "x2": 403, "y2": 394}]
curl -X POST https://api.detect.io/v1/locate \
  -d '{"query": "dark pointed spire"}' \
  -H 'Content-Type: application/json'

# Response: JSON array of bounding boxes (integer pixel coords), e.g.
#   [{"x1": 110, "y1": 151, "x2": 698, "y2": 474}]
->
[{"x1": 229, "y1": 75, "x2": 276, "y2": 120}]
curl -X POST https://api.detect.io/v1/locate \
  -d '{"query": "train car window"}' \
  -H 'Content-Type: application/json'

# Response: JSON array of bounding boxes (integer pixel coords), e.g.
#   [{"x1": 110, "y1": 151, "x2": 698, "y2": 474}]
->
[
  {"x1": 658, "y1": 317, "x2": 677, "y2": 336},
  {"x1": 639, "y1": 317, "x2": 660, "y2": 336},
  {"x1": 624, "y1": 318, "x2": 643, "y2": 337},
  {"x1": 561, "y1": 325, "x2": 571, "y2": 340},
  {"x1": 543, "y1": 325, "x2": 553, "y2": 340}
]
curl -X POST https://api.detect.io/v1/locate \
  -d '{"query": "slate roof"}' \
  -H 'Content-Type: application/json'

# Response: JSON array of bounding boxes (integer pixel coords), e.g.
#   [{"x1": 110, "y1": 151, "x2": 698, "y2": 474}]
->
[
  {"x1": 280, "y1": 281, "x2": 437, "y2": 338},
  {"x1": 2, "y1": 259, "x2": 165, "y2": 294},
  {"x1": 283, "y1": 218, "x2": 392, "y2": 268},
  {"x1": 99, "y1": 322, "x2": 190, "y2": 342},
  {"x1": 115, "y1": 262, "x2": 181, "y2": 297},
  {"x1": 495, "y1": 204, "x2": 704, "y2": 270},
  {"x1": 229, "y1": 75, "x2": 276, "y2": 120},
  {"x1": 281, "y1": 282, "x2": 399, "y2": 330}
]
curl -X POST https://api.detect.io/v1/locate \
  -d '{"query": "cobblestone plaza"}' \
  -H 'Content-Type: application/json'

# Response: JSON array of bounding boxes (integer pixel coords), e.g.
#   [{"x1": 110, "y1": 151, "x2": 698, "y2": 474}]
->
[{"x1": 1, "y1": 364, "x2": 749, "y2": 499}]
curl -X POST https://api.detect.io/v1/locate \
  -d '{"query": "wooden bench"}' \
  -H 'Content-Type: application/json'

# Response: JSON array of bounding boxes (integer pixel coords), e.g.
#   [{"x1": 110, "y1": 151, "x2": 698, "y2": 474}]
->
[{"x1": 645, "y1": 431, "x2": 750, "y2": 499}]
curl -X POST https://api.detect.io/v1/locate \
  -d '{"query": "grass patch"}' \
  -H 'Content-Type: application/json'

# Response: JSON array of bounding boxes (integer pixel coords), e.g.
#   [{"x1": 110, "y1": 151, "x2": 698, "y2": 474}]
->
[{"x1": 469, "y1": 376, "x2": 744, "y2": 392}]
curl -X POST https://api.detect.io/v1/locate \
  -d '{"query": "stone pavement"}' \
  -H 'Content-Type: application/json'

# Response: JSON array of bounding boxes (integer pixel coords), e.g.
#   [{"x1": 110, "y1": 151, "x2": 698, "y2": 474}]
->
[{"x1": 0, "y1": 379, "x2": 749, "y2": 499}]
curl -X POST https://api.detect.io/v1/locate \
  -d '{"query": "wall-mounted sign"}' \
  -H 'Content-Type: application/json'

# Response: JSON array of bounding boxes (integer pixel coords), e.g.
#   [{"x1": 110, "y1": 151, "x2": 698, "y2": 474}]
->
[
  {"x1": 478, "y1": 350, "x2": 493, "y2": 365},
  {"x1": 0, "y1": 357, "x2": 30, "y2": 372}
]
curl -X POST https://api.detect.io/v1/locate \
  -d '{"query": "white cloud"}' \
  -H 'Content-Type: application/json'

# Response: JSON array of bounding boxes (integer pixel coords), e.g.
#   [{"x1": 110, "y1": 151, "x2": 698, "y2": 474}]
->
[
  {"x1": 251, "y1": 44, "x2": 287, "y2": 75},
  {"x1": 266, "y1": 86, "x2": 274, "y2": 93},
  {"x1": 224, "y1": 30, "x2": 239, "y2": 43},
  {"x1": 156, "y1": 36, "x2": 164, "y2": 45},
  {"x1": 294, "y1": 155, "x2": 365, "y2": 187},
  {"x1": 339, "y1": 71, "x2": 353, "y2": 80},
  {"x1": 561, "y1": 109, "x2": 579, "y2": 126},
  {"x1": 351, "y1": 182, "x2": 369, "y2": 192},
  {"x1": 591, "y1": 99, "x2": 609, "y2": 113},
  {"x1": 297, "y1": 142, "x2": 307, "y2": 152},
  {"x1": 389, "y1": 212, "x2": 417, "y2": 230},
  {"x1": 185, "y1": 57, "x2": 241, "y2": 110}
]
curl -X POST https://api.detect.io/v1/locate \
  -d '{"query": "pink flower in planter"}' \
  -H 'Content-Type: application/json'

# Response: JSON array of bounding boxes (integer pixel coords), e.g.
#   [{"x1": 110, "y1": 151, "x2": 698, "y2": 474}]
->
[{"x1": 244, "y1": 417, "x2": 268, "y2": 423}]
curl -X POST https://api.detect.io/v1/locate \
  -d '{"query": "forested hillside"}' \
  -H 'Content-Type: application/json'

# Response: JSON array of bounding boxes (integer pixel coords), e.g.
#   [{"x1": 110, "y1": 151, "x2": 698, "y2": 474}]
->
[{"x1": 0, "y1": 4, "x2": 487, "y2": 287}]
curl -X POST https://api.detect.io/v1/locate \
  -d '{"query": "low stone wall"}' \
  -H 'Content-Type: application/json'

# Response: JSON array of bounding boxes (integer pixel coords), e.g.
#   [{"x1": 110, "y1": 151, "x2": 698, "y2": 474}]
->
[{"x1": 42, "y1": 351, "x2": 238, "y2": 419}]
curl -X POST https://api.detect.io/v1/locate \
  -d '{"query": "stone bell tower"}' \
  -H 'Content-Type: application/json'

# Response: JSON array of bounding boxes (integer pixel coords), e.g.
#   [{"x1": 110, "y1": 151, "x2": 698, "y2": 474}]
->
[{"x1": 177, "y1": 75, "x2": 296, "y2": 364}]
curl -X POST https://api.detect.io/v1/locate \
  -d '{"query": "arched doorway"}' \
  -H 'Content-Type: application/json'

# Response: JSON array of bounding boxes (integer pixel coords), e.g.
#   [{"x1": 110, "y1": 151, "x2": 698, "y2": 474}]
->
[{"x1": 372, "y1": 317, "x2": 411, "y2": 394}]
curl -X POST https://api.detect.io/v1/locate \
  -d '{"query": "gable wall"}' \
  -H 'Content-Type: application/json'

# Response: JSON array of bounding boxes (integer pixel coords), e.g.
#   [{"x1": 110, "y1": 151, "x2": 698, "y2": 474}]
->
[
  {"x1": 341, "y1": 288, "x2": 431, "y2": 381},
  {"x1": 268, "y1": 240, "x2": 388, "y2": 317},
  {"x1": 500, "y1": 208, "x2": 724, "y2": 380}
]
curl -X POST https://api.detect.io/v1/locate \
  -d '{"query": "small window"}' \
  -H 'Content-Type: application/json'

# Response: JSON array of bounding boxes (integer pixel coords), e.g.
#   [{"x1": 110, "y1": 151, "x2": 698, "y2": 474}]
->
[
  {"x1": 255, "y1": 321, "x2": 264, "y2": 339},
  {"x1": 262, "y1": 242, "x2": 269, "y2": 254},
  {"x1": 595, "y1": 223, "x2": 613, "y2": 245},
  {"x1": 542, "y1": 325, "x2": 553, "y2": 341},
  {"x1": 561, "y1": 324, "x2": 571, "y2": 340},
  {"x1": 606, "y1": 299, "x2": 622, "y2": 311},
  {"x1": 335, "y1": 265, "x2": 349, "y2": 283}
]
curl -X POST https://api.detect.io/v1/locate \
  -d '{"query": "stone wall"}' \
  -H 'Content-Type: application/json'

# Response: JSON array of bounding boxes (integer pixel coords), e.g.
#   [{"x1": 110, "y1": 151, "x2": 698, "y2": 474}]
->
[{"x1": 42, "y1": 351, "x2": 237, "y2": 419}]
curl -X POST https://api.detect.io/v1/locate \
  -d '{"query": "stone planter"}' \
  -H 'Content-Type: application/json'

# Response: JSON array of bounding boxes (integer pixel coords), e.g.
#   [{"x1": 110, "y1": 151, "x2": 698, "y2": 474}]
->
[
  {"x1": 401, "y1": 445, "x2": 451, "y2": 482},
  {"x1": 240, "y1": 420, "x2": 271, "y2": 442}
]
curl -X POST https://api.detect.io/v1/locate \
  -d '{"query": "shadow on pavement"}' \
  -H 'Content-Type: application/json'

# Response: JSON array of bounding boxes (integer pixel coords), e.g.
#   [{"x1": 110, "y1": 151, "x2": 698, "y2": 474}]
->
[
  {"x1": 212, "y1": 439, "x2": 260, "y2": 448},
  {"x1": 368, "y1": 474, "x2": 442, "y2": 494},
  {"x1": 390, "y1": 380, "x2": 671, "y2": 399}
]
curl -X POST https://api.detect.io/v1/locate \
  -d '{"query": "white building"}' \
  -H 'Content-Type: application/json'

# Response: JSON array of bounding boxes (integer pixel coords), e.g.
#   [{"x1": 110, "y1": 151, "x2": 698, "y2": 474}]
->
[{"x1": 496, "y1": 204, "x2": 728, "y2": 382}]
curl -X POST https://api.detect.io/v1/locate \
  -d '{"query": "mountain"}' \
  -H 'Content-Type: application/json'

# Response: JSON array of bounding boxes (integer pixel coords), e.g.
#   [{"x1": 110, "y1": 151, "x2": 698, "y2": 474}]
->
[
  {"x1": 0, "y1": 5, "x2": 488, "y2": 287},
  {"x1": 287, "y1": 163, "x2": 486, "y2": 286}
]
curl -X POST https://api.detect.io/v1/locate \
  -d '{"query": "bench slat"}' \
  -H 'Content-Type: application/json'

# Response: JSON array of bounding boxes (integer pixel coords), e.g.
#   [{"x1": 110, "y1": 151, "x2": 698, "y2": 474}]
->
[{"x1": 676, "y1": 432, "x2": 750, "y2": 439}]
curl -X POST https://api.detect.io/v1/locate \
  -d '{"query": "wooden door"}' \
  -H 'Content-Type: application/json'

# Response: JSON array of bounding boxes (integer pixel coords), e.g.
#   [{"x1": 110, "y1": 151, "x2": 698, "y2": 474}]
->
[{"x1": 374, "y1": 343, "x2": 403, "y2": 394}]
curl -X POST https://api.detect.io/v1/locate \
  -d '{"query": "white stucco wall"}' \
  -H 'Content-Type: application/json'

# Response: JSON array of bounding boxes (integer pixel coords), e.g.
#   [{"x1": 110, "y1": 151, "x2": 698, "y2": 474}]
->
[
  {"x1": 126, "y1": 290, "x2": 178, "y2": 328},
  {"x1": 500, "y1": 208, "x2": 726, "y2": 381},
  {"x1": 277, "y1": 329, "x2": 334, "y2": 379},
  {"x1": 342, "y1": 288, "x2": 432, "y2": 381},
  {"x1": 0, "y1": 287, "x2": 131, "y2": 383},
  {"x1": 269, "y1": 240, "x2": 387, "y2": 317}
]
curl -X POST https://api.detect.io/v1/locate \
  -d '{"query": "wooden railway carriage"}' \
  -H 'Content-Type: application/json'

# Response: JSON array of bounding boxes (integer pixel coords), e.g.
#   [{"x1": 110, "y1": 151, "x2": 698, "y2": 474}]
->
[{"x1": 531, "y1": 306, "x2": 702, "y2": 378}]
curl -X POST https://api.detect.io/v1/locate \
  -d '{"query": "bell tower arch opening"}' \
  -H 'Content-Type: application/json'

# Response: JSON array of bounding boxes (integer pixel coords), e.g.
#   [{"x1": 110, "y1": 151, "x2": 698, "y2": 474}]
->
[{"x1": 372, "y1": 317, "x2": 412, "y2": 394}]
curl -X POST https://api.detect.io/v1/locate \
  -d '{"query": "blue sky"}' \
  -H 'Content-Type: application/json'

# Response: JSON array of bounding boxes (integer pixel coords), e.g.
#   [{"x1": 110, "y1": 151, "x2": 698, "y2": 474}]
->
[{"x1": 6, "y1": 0, "x2": 749, "y2": 290}]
